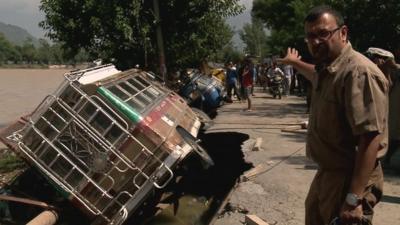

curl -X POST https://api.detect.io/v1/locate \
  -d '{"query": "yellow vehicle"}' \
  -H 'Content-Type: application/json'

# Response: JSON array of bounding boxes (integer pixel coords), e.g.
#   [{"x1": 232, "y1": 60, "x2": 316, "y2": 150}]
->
[
  {"x1": 200, "y1": 61, "x2": 225, "y2": 84},
  {"x1": 211, "y1": 68, "x2": 225, "y2": 83}
]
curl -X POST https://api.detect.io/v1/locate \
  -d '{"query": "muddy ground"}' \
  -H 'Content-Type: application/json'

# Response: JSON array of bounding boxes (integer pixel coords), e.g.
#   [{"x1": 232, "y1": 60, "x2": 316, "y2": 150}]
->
[{"x1": 0, "y1": 69, "x2": 399, "y2": 225}]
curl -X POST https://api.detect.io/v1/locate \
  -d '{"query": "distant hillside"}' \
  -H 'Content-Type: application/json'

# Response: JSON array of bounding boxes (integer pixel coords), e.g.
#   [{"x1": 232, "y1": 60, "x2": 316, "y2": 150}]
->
[{"x1": 0, "y1": 21, "x2": 39, "y2": 46}]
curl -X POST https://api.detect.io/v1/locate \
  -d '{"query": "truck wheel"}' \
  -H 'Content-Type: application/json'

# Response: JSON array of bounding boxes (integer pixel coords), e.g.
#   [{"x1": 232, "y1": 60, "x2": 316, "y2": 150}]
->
[
  {"x1": 190, "y1": 107, "x2": 213, "y2": 130},
  {"x1": 176, "y1": 126, "x2": 214, "y2": 168}
]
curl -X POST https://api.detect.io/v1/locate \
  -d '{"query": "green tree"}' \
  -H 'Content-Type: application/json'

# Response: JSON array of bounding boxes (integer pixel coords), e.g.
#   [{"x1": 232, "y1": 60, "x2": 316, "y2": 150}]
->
[
  {"x1": 19, "y1": 38, "x2": 37, "y2": 64},
  {"x1": 330, "y1": 0, "x2": 400, "y2": 51},
  {"x1": 252, "y1": 0, "x2": 400, "y2": 58},
  {"x1": 49, "y1": 43, "x2": 65, "y2": 64},
  {"x1": 37, "y1": 38, "x2": 52, "y2": 64},
  {"x1": 239, "y1": 18, "x2": 269, "y2": 58},
  {"x1": 221, "y1": 43, "x2": 245, "y2": 64},
  {"x1": 72, "y1": 49, "x2": 91, "y2": 65},
  {"x1": 40, "y1": 0, "x2": 244, "y2": 72},
  {"x1": 207, "y1": 40, "x2": 244, "y2": 64},
  {"x1": 0, "y1": 33, "x2": 19, "y2": 64},
  {"x1": 252, "y1": 0, "x2": 314, "y2": 57}
]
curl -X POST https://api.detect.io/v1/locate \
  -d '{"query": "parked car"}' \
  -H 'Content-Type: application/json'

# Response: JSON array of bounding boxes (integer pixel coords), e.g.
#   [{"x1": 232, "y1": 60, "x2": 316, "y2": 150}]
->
[{"x1": 4, "y1": 64, "x2": 213, "y2": 225}]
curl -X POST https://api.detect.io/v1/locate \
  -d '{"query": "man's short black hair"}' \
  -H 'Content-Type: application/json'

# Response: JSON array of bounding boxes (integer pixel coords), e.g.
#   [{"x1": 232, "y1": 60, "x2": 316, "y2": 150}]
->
[{"x1": 304, "y1": 5, "x2": 344, "y2": 27}]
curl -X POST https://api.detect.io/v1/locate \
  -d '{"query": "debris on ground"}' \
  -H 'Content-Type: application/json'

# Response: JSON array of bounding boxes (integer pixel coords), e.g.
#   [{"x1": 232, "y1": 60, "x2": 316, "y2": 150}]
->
[
  {"x1": 240, "y1": 162, "x2": 274, "y2": 182},
  {"x1": 0, "y1": 147, "x2": 27, "y2": 188},
  {"x1": 218, "y1": 202, "x2": 249, "y2": 217},
  {"x1": 241, "y1": 137, "x2": 263, "y2": 152},
  {"x1": 253, "y1": 137, "x2": 263, "y2": 151},
  {"x1": 241, "y1": 139, "x2": 257, "y2": 153},
  {"x1": 281, "y1": 121, "x2": 308, "y2": 134},
  {"x1": 245, "y1": 214, "x2": 270, "y2": 225}
]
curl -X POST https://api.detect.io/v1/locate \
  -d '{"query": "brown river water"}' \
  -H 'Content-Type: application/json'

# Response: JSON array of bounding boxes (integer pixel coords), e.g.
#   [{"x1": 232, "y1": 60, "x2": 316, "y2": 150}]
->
[{"x1": 0, "y1": 68, "x2": 69, "y2": 126}]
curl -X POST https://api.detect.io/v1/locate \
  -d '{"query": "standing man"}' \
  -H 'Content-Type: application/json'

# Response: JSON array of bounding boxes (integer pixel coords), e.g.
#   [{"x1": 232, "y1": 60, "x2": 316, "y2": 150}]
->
[
  {"x1": 251, "y1": 63, "x2": 258, "y2": 96},
  {"x1": 241, "y1": 62, "x2": 253, "y2": 111},
  {"x1": 365, "y1": 47, "x2": 400, "y2": 169},
  {"x1": 278, "y1": 5, "x2": 388, "y2": 225},
  {"x1": 225, "y1": 62, "x2": 241, "y2": 102},
  {"x1": 283, "y1": 64, "x2": 294, "y2": 96}
]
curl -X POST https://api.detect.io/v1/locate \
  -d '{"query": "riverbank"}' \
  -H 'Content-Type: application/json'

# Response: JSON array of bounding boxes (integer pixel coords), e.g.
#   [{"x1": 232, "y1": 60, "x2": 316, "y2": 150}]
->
[{"x1": 0, "y1": 64, "x2": 88, "y2": 69}]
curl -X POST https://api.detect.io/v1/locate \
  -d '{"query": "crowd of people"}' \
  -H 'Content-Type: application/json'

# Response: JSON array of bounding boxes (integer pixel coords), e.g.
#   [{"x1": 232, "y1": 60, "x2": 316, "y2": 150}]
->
[
  {"x1": 225, "y1": 60, "x2": 256, "y2": 111},
  {"x1": 224, "y1": 58, "x2": 311, "y2": 111}
]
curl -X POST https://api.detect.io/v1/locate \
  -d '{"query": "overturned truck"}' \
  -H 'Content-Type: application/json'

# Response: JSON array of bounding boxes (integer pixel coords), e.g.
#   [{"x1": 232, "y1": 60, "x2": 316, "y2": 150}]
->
[{"x1": 2, "y1": 64, "x2": 213, "y2": 224}]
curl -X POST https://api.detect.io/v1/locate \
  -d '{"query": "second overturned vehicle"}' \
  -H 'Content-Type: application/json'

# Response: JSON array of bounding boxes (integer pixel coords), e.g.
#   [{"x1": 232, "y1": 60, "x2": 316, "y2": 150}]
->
[
  {"x1": 178, "y1": 69, "x2": 225, "y2": 115},
  {"x1": 5, "y1": 64, "x2": 214, "y2": 225}
]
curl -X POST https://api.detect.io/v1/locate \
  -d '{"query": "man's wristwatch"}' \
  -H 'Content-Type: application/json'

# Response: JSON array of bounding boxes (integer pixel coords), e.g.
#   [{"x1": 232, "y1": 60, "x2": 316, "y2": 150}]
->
[{"x1": 345, "y1": 193, "x2": 362, "y2": 207}]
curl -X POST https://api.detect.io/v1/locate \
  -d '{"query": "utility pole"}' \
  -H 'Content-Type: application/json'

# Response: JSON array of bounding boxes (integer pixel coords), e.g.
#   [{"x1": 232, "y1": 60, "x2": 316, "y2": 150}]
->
[{"x1": 153, "y1": 0, "x2": 167, "y2": 84}]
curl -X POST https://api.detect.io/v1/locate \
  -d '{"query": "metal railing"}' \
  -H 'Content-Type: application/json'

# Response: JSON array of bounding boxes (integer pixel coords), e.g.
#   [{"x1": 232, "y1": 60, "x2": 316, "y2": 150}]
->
[{"x1": 11, "y1": 70, "x2": 177, "y2": 224}]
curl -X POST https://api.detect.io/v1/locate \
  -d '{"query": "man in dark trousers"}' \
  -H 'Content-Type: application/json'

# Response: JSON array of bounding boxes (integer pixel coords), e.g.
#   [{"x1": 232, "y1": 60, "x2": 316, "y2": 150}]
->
[{"x1": 278, "y1": 5, "x2": 388, "y2": 225}]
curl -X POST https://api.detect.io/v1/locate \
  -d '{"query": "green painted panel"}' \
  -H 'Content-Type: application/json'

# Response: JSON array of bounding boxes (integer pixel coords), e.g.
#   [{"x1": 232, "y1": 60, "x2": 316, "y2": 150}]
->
[{"x1": 97, "y1": 87, "x2": 143, "y2": 123}]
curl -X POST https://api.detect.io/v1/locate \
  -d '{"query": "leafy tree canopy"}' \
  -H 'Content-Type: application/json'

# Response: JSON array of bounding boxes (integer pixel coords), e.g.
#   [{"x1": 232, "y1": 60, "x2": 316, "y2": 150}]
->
[
  {"x1": 0, "y1": 33, "x2": 18, "y2": 63},
  {"x1": 239, "y1": 18, "x2": 269, "y2": 59},
  {"x1": 252, "y1": 0, "x2": 400, "y2": 60},
  {"x1": 40, "y1": 0, "x2": 244, "y2": 71},
  {"x1": 0, "y1": 34, "x2": 89, "y2": 66}
]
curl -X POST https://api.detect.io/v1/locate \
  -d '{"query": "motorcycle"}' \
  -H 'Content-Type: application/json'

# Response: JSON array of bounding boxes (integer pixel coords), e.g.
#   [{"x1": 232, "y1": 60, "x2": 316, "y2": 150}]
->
[{"x1": 267, "y1": 73, "x2": 284, "y2": 99}]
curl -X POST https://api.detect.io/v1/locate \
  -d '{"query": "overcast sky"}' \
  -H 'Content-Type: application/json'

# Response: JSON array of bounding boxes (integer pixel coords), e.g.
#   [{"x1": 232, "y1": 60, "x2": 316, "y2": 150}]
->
[
  {"x1": 227, "y1": 0, "x2": 253, "y2": 49},
  {"x1": 0, "y1": 0, "x2": 252, "y2": 40},
  {"x1": 0, "y1": 0, "x2": 45, "y2": 38},
  {"x1": 227, "y1": 0, "x2": 252, "y2": 31}
]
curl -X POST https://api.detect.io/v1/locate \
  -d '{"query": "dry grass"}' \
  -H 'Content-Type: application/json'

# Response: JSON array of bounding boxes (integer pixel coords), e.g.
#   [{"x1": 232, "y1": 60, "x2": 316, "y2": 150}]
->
[{"x1": 0, "y1": 148, "x2": 27, "y2": 188}]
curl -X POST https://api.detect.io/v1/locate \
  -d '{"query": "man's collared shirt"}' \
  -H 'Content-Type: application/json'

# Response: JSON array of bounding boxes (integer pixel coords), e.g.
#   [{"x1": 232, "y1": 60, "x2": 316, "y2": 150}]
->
[{"x1": 307, "y1": 43, "x2": 389, "y2": 170}]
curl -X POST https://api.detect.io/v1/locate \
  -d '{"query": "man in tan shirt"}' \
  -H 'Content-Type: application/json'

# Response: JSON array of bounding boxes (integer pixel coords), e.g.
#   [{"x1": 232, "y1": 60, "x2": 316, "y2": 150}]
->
[
  {"x1": 278, "y1": 5, "x2": 388, "y2": 225},
  {"x1": 365, "y1": 47, "x2": 400, "y2": 169}
]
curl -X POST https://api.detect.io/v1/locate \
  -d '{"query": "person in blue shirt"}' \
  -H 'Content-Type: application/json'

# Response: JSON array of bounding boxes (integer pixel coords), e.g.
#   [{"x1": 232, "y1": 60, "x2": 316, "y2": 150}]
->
[{"x1": 225, "y1": 62, "x2": 241, "y2": 102}]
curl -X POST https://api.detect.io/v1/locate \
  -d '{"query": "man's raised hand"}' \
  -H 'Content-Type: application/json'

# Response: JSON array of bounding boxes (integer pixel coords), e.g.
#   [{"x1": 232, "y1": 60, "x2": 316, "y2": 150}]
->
[{"x1": 277, "y1": 48, "x2": 302, "y2": 65}]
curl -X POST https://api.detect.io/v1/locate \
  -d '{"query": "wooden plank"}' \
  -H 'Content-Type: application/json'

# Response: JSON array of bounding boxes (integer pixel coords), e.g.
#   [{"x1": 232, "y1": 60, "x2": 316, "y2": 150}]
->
[
  {"x1": 27, "y1": 210, "x2": 58, "y2": 225},
  {"x1": 252, "y1": 137, "x2": 263, "y2": 151},
  {"x1": 280, "y1": 121, "x2": 308, "y2": 134},
  {"x1": 281, "y1": 128, "x2": 307, "y2": 134},
  {"x1": 245, "y1": 214, "x2": 269, "y2": 225},
  {"x1": 241, "y1": 164, "x2": 269, "y2": 181}
]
